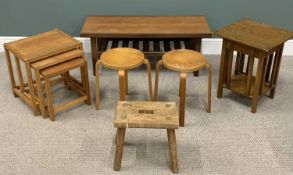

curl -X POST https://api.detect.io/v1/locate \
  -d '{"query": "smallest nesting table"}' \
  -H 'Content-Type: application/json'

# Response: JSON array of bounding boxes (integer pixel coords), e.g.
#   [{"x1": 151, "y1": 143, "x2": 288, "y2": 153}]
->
[{"x1": 114, "y1": 101, "x2": 179, "y2": 173}]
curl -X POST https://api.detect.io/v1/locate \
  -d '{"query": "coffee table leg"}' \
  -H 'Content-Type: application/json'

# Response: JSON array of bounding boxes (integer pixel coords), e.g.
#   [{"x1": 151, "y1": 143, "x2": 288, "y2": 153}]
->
[
  {"x1": 179, "y1": 73, "x2": 187, "y2": 127},
  {"x1": 90, "y1": 38, "x2": 98, "y2": 75},
  {"x1": 167, "y1": 129, "x2": 179, "y2": 173},
  {"x1": 95, "y1": 60, "x2": 101, "y2": 109},
  {"x1": 114, "y1": 128, "x2": 126, "y2": 171},
  {"x1": 119, "y1": 70, "x2": 126, "y2": 101},
  {"x1": 192, "y1": 38, "x2": 201, "y2": 77},
  {"x1": 217, "y1": 40, "x2": 227, "y2": 98}
]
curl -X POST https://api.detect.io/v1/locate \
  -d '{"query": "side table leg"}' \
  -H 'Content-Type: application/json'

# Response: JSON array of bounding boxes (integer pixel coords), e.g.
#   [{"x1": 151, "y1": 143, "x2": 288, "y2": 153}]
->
[
  {"x1": 119, "y1": 70, "x2": 126, "y2": 101},
  {"x1": 179, "y1": 73, "x2": 187, "y2": 127},
  {"x1": 217, "y1": 40, "x2": 227, "y2": 98},
  {"x1": 35, "y1": 70, "x2": 46, "y2": 118},
  {"x1": 167, "y1": 129, "x2": 179, "y2": 173},
  {"x1": 270, "y1": 45, "x2": 284, "y2": 98},
  {"x1": 251, "y1": 58, "x2": 265, "y2": 113},
  {"x1": 192, "y1": 38, "x2": 201, "y2": 77},
  {"x1": 114, "y1": 128, "x2": 126, "y2": 171}
]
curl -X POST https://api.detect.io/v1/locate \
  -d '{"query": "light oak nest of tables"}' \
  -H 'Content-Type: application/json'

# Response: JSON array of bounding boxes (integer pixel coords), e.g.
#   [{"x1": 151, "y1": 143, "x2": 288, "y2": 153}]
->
[{"x1": 4, "y1": 29, "x2": 91, "y2": 118}]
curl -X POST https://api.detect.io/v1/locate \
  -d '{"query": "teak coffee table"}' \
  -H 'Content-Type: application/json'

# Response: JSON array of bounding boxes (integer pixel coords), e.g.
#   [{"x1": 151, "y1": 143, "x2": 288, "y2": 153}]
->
[
  {"x1": 80, "y1": 16, "x2": 212, "y2": 76},
  {"x1": 215, "y1": 19, "x2": 293, "y2": 113}
]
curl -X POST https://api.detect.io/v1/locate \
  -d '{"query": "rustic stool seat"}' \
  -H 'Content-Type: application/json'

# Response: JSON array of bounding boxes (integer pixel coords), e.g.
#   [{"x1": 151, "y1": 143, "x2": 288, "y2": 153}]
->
[
  {"x1": 114, "y1": 101, "x2": 179, "y2": 173},
  {"x1": 34, "y1": 58, "x2": 91, "y2": 121},
  {"x1": 95, "y1": 48, "x2": 153, "y2": 109},
  {"x1": 155, "y1": 49, "x2": 212, "y2": 126}
]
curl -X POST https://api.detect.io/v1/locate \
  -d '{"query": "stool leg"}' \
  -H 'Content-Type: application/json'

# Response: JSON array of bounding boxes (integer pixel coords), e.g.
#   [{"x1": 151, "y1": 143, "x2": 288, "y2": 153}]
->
[
  {"x1": 4, "y1": 48, "x2": 17, "y2": 97},
  {"x1": 113, "y1": 128, "x2": 126, "y2": 171},
  {"x1": 154, "y1": 60, "x2": 163, "y2": 101},
  {"x1": 35, "y1": 70, "x2": 46, "y2": 118},
  {"x1": 167, "y1": 129, "x2": 179, "y2": 173},
  {"x1": 179, "y1": 73, "x2": 187, "y2": 127},
  {"x1": 251, "y1": 57, "x2": 265, "y2": 113},
  {"x1": 95, "y1": 60, "x2": 101, "y2": 109},
  {"x1": 82, "y1": 62, "x2": 91, "y2": 105},
  {"x1": 25, "y1": 62, "x2": 39, "y2": 116},
  {"x1": 206, "y1": 64, "x2": 212, "y2": 113},
  {"x1": 125, "y1": 70, "x2": 128, "y2": 95},
  {"x1": 45, "y1": 77, "x2": 55, "y2": 121},
  {"x1": 144, "y1": 59, "x2": 153, "y2": 101},
  {"x1": 118, "y1": 70, "x2": 126, "y2": 101}
]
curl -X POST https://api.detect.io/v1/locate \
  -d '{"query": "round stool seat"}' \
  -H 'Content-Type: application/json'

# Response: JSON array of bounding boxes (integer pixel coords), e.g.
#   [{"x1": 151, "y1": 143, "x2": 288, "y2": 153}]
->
[
  {"x1": 162, "y1": 49, "x2": 207, "y2": 72},
  {"x1": 101, "y1": 48, "x2": 145, "y2": 70}
]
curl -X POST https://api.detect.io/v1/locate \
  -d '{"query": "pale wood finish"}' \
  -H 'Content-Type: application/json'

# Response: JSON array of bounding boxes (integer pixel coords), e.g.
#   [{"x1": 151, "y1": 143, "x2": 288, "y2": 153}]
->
[
  {"x1": 114, "y1": 101, "x2": 178, "y2": 129},
  {"x1": 96, "y1": 48, "x2": 153, "y2": 109},
  {"x1": 155, "y1": 49, "x2": 212, "y2": 126},
  {"x1": 3, "y1": 29, "x2": 82, "y2": 116},
  {"x1": 215, "y1": 19, "x2": 292, "y2": 112},
  {"x1": 100, "y1": 48, "x2": 144, "y2": 70},
  {"x1": 162, "y1": 49, "x2": 206, "y2": 72},
  {"x1": 114, "y1": 101, "x2": 179, "y2": 172}
]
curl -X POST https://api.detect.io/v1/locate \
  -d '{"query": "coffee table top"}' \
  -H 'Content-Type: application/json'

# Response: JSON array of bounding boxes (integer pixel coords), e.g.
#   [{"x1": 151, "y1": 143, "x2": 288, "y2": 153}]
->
[
  {"x1": 80, "y1": 16, "x2": 212, "y2": 38},
  {"x1": 162, "y1": 49, "x2": 207, "y2": 72},
  {"x1": 114, "y1": 101, "x2": 179, "y2": 129},
  {"x1": 215, "y1": 18, "x2": 293, "y2": 52},
  {"x1": 101, "y1": 48, "x2": 145, "y2": 70},
  {"x1": 4, "y1": 29, "x2": 81, "y2": 62}
]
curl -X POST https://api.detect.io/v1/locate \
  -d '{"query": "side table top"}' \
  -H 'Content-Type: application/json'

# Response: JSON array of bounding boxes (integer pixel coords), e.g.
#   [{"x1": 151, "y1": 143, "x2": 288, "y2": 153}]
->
[
  {"x1": 215, "y1": 18, "x2": 293, "y2": 52},
  {"x1": 114, "y1": 101, "x2": 179, "y2": 129},
  {"x1": 4, "y1": 29, "x2": 81, "y2": 62},
  {"x1": 80, "y1": 16, "x2": 212, "y2": 38}
]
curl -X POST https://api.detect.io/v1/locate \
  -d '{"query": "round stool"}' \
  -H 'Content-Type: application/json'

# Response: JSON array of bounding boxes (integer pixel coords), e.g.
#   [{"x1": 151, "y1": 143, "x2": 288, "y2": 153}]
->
[
  {"x1": 95, "y1": 48, "x2": 153, "y2": 109},
  {"x1": 155, "y1": 49, "x2": 212, "y2": 126}
]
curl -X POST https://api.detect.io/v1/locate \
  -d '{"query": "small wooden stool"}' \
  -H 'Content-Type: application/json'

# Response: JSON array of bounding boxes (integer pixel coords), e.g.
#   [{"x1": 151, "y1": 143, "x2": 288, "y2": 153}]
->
[
  {"x1": 95, "y1": 48, "x2": 153, "y2": 109},
  {"x1": 114, "y1": 101, "x2": 179, "y2": 173},
  {"x1": 155, "y1": 49, "x2": 212, "y2": 127},
  {"x1": 32, "y1": 58, "x2": 91, "y2": 121}
]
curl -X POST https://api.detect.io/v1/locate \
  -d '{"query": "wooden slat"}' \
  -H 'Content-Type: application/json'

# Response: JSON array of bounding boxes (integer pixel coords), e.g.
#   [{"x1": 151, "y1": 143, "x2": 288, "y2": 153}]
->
[{"x1": 54, "y1": 96, "x2": 88, "y2": 113}]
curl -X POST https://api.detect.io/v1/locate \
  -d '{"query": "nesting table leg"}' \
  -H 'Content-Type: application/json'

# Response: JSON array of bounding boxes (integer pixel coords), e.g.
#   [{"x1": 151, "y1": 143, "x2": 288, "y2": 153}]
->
[
  {"x1": 119, "y1": 70, "x2": 126, "y2": 101},
  {"x1": 114, "y1": 128, "x2": 126, "y2": 171},
  {"x1": 45, "y1": 77, "x2": 55, "y2": 121},
  {"x1": 82, "y1": 62, "x2": 91, "y2": 105},
  {"x1": 179, "y1": 73, "x2": 187, "y2": 127},
  {"x1": 167, "y1": 129, "x2": 179, "y2": 173},
  {"x1": 14, "y1": 56, "x2": 25, "y2": 92},
  {"x1": 35, "y1": 70, "x2": 46, "y2": 118},
  {"x1": 25, "y1": 62, "x2": 38, "y2": 116},
  {"x1": 4, "y1": 48, "x2": 17, "y2": 97}
]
